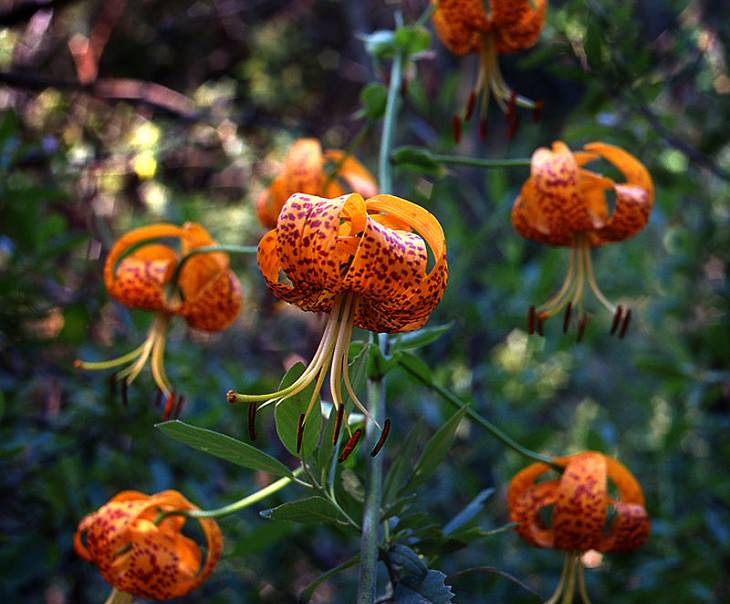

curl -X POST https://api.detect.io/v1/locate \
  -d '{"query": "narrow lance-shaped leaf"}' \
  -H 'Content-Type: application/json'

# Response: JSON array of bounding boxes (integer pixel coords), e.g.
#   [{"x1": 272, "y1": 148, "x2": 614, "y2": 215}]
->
[
  {"x1": 156, "y1": 420, "x2": 293, "y2": 478},
  {"x1": 274, "y1": 363, "x2": 320, "y2": 459}
]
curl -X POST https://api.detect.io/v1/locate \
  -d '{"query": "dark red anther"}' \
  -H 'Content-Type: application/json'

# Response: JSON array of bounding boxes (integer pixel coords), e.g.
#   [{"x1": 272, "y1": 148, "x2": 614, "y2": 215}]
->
[
  {"x1": 370, "y1": 418, "x2": 392, "y2": 457},
  {"x1": 338, "y1": 429, "x2": 364, "y2": 463},
  {"x1": 536, "y1": 313, "x2": 545, "y2": 337},
  {"x1": 247, "y1": 401, "x2": 258, "y2": 441},
  {"x1": 120, "y1": 378, "x2": 129, "y2": 407},
  {"x1": 532, "y1": 100, "x2": 543, "y2": 122},
  {"x1": 296, "y1": 413, "x2": 306, "y2": 453},
  {"x1": 576, "y1": 316, "x2": 588, "y2": 342},
  {"x1": 610, "y1": 305, "x2": 624, "y2": 336},
  {"x1": 507, "y1": 91, "x2": 517, "y2": 119},
  {"x1": 464, "y1": 90, "x2": 476, "y2": 121},
  {"x1": 527, "y1": 305, "x2": 536, "y2": 335},
  {"x1": 400, "y1": 77, "x2": 409, "y2": 97},
  {"x1": 332, "y1": 403, "x2": 345, "y2": 445},
  {"x1": 173, "y1": 395, "x2": 185, "y2": 419},
  {"x1": 226, "y1": 390, "x2": 237, "y2": 404},
  {"x1": 618, "y1": 309, "x2": 632, "y2": 339},
  {"x1": 452, "y1": 115, "x2": 462, "y2": 144},
  {"x1": 478, "y1": 117, "x2": 488, "y2": 141},
  {"x1": 562, "y1": 302, "x2": 572, "y2": 334},
  {"x1": 162, "y1": 392, "x2": 175, "y2": 420}
]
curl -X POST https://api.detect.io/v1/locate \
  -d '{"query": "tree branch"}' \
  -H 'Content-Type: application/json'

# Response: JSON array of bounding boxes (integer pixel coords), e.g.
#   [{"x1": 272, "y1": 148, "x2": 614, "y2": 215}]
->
[{"x1": 0, "y1": 0, "x2": 78, "y2": 27}]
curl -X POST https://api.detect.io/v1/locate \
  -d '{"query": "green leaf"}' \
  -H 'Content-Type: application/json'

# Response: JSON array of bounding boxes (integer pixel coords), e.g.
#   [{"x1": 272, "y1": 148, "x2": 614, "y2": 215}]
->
[
  {"x1": 274, "y1": 363, "x2": 320, "y2": 459},
  {"x1": 344, "y1": 340, "x2": 370, "y2": 406},
  {"x1": 359, "y1": 82, "x2": 387, "y2": 119},
  {"x1": 317, "y1": 401, "x2": 339, "y2": 474},
  {"x1": 392, "y1": 323, "x2": 452, "y2": 352},
  {"x1": 403, "y1": 406, "x2": 468, "y2": 492},
  {"x1": 299, "y1": 555, "x2": 359, "y2": 603},
  {"x1": 584, "y1": 21, "x2": 603, "y2": 70},
  {"x1": 259, "y1": 496, "x2": 349, "y2": 525},
  {"x1": 397, "y1": 351, "x2": 434, "y2": 387},
  {"x1": 394, "y1": 570, "x2": 455, "y2": 603},
  {"x1": 443, "y1": 488, "x2": 494, "y2": 536},
  {"x1": 394, "y1": 26, "x2": 431, "y2": 55},
  {"x1": 156, "y1": 420, "x2": 293, "y2": 478},
  {"x1": 391, "y1": 146, "x2": 443, "y2": 176},
  {"x1": 383, "y1": 422, "x2": 425, "y2": 505}
]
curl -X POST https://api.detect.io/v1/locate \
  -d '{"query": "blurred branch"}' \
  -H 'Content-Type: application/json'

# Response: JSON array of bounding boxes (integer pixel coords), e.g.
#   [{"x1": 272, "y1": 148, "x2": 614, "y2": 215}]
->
[
  {"x1": 0, "y1": 0, "x2": 77, "y2": 26},
  {"x1": 69, "y1": 0, "x2": 127, "y2": 84},
  {"x1": 0, "y1": 71, "x2": 199, "y2": 119}
]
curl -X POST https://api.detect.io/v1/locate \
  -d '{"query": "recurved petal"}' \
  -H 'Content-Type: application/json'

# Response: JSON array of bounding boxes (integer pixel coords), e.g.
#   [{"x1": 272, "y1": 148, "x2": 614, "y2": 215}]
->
[
  {"x1": 431, "y1": 0, "x2": 489, "y2": 56},
  {"x1": 584, "y1": 143, "x2": 654, "y2": 245},
  {"x1": 493, "y1": 0, "x2": 547, "y2": 54},
  {"x1": 553, "y1": 452, "x2": 608, "y2": 551},
  {"x1": 324, "y1": 150, "x2": 379, "y2": 199},
  {"x1": 511, "y1": 181, "x2": 574, "y2": 247},
  {"x1": 177, "y1": 223, "x2": 229, "y2": 304},
  {"x1": 281, "y1": 138, "x2": 326, "y2": 195},
  {"x1": 507, "y1": 462, "x2": 558, "y2": 548},
  {"x1": 181, "y1": 271, "x2": 242, "y2": 331},
  {"x1": 351, "y1": 194, "x2": 448, "y2": 333},
  {"x1": 257, "y1": 222, "x2": 337, "y2": 314},
  {"x1": 604, "y1": 456, "x2": 645, "y2": 506},
  {"x1": 104, "y1": 224, "x2": 183, "y2": 310},
  {"x1": 600, "y1": 501, "x2": 650, "y2": 553}
]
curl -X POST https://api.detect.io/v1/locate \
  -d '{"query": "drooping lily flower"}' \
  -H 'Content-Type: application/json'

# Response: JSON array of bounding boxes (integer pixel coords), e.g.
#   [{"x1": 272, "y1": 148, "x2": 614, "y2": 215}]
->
[
  {"x1": 508, "y1": 451, "x2": 650, "y2": 604},
  {"x1": 512, "y1": 141, "x2": 654, "y2": 338},
  {"x1": 75, "y1": 223, "x2": 242, "y2": 410},
  {"x1": 229, "y1": 192, "x2": 448, "y2": 457},
  {"x1": 74, "y1": 490, "x2": 223, "y2": 603},
  {"x1": 256, "y1": 138, "x2": 378, "y2": 229},
  {"x1": 431, "y1": 0, "x2": 547, "y2": 140}
]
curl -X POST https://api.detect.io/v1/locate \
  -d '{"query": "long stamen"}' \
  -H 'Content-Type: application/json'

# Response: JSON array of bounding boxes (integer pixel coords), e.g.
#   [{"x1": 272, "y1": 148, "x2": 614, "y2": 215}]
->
[
  {"x1": 296, "y1": 413, "x2": 305, "y2": 453},
  {"x1": 338, "y1": 428, "x2": 363, "y2": 463},
  {"x1": 329, "y1": 295, "x2": 355, "y2": 439},
  {"x1": 248, "y1": 402, "x2": 258, "y2": 440},
  {"x1": 370, "y1": 417, "x2": 391, "y2": 457},
  {"x1": 116, "y1": 329, "x2": 156, "y2": 385},
  {"x1": 610, "y1": 305, "x2": 624, "y2": 335},
  {"x1": 227, "y1": 297, "x2": 345, "y2": 404},
  {"x1": 538, "y1": 245, "x2": 578, "y2": 316},
  {"x1": 582, "y1": 241, "x2": 616, "y2": 314},
  {"x1": 149, "y1": 318, "x2": 173, "y2": 395},
  {"x1": 560, "y1": 553, "x2": 579, "y2": 604},
  {"x1": 570, "y1": 237, "x2": 587, "y2": 312},
  {"x1": 562, "y1": 302, "x2": 573, "y2": 334},
  {"x1": 545, "y1": 553, "x2": 572, "y2": 604},
  {"x1": 618, "y1": 309, "x2": 632, "y2": 339},
  {"x1": 74, "y1": 341, "x2": 149, "y2": 371},
  {"x1": 576, "y1": 560, "x2": 592, "y2": 604}
]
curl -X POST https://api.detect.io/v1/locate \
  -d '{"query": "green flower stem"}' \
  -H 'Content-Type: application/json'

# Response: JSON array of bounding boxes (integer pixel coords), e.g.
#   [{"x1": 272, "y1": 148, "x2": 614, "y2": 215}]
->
[
  {"x1": 357, "y1": 14, "x2": 404, "y2": 603},
  {"x1": 432, "y1": 154, "x2": 532, "y2": 169},
  {"x1": 397, "y1": 359, "x2": 561, "y2": 471},
  {"x1": 157, "y1": 467, "x2": 303, "y2": 522},
  {"x1": 166, "y1": 244, "x2": 257, "y2": 295}
]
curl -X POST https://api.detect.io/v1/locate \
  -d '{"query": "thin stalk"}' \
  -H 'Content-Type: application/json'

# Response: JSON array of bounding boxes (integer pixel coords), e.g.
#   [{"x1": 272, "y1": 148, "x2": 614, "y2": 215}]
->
[
  {"x1": 322, "y1": 121, "x2": 372, "y2": 193},
  {"x1": 431, "y1": 154, "x2": 531, "y2": 169},
  {"x1": 397, "y1": 359, "x2": 561, "y2": 471},
  {"x1": 357, "y1": 13, "x2": 403, "y2": 603},
  {"x1": 157, "y1": 467, "x2": 304, "y2": 521}
]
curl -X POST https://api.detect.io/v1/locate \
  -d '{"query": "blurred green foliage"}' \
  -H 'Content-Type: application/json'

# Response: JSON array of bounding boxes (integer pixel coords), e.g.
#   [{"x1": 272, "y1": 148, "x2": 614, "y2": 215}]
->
[{"x1": 1, "y1": 0, "x2": 729, "y2": 602}]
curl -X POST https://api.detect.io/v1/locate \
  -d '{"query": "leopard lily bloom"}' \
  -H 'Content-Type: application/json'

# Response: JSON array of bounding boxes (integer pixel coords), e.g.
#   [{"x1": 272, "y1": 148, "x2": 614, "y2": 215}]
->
[
  {"x1": 74, "y1": 490, "x2": 223, "y2": 603},
  {"x1": 75, "y1": 223, "x2": 242, "y2": 409},
  {"x1": 431, "y1": 0, "x2": 547, "y2": 140},
  {"x1": 512, "y1": 141, "x2": 654, "y2": 338},
  {"x1": 229, "y1": 192, "x2": 448, "y2": 456},
  {"x1": 256, "y1": 138, "x2": 378, "y2": 229},
  {"x1": 508, "y1": 451, "x2": 650, "y2": 604}
]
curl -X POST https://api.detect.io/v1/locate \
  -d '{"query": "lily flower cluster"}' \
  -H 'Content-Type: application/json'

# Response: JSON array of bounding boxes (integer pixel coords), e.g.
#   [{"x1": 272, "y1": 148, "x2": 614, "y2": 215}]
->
[
  {"x1": 229, "y1": 191, "x2": 448, "y2": 457},
  {"x1": 508, "y1": 452, "x2": 650, "y2": 603},
  {"x1": 75, "y1": 490, "x2": 222, "y2": 602},
  {"x1": 512, "y1": 141, "x2": 654, "y2": 338},
  {"x1": 431, "y1": 0, "x2": 547, "y2": 140},
  {"x1": 75, "y1": 222, "x2": 242, "y2": 413}
]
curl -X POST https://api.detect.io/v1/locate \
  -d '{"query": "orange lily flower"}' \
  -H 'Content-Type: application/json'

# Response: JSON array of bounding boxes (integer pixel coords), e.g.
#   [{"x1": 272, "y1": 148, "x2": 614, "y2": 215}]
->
[
  {"x1": 508, "y1": 451, "x2": 650, "y2": 604},
  {"x1": 75, "y1": 223, "x2": 242, "y2": 408},
  {"x1": 229, "y1": 192, "x2": 448, "y2": 456},
  {"x1": 255, "y1": 138, "x2": 378, "y2": 229},
  {"x1": 74, "y1": 490, "x2": 223, "y2": 603},
  {"x1": 431, "y1": 0, "x2": 547, "y2": 140},
  {"x1": 512, "y1": 141, "x2": 654, "y2": 338}
]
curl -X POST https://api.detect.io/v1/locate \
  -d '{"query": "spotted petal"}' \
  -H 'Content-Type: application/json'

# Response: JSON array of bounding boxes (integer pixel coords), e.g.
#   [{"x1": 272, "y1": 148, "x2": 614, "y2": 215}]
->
[
  {"x1": 493, "y1": 0, "x2": 547, "y2": 54},
  {"x1": 104, "y1": 224, "x2": 183, "y2": 311},
  {"x1": 507, "y1": 462, "x2": 558, "y2": 548},
  {"x1": 431, "y1": 0, "x2": 489, "y2": 56}
]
